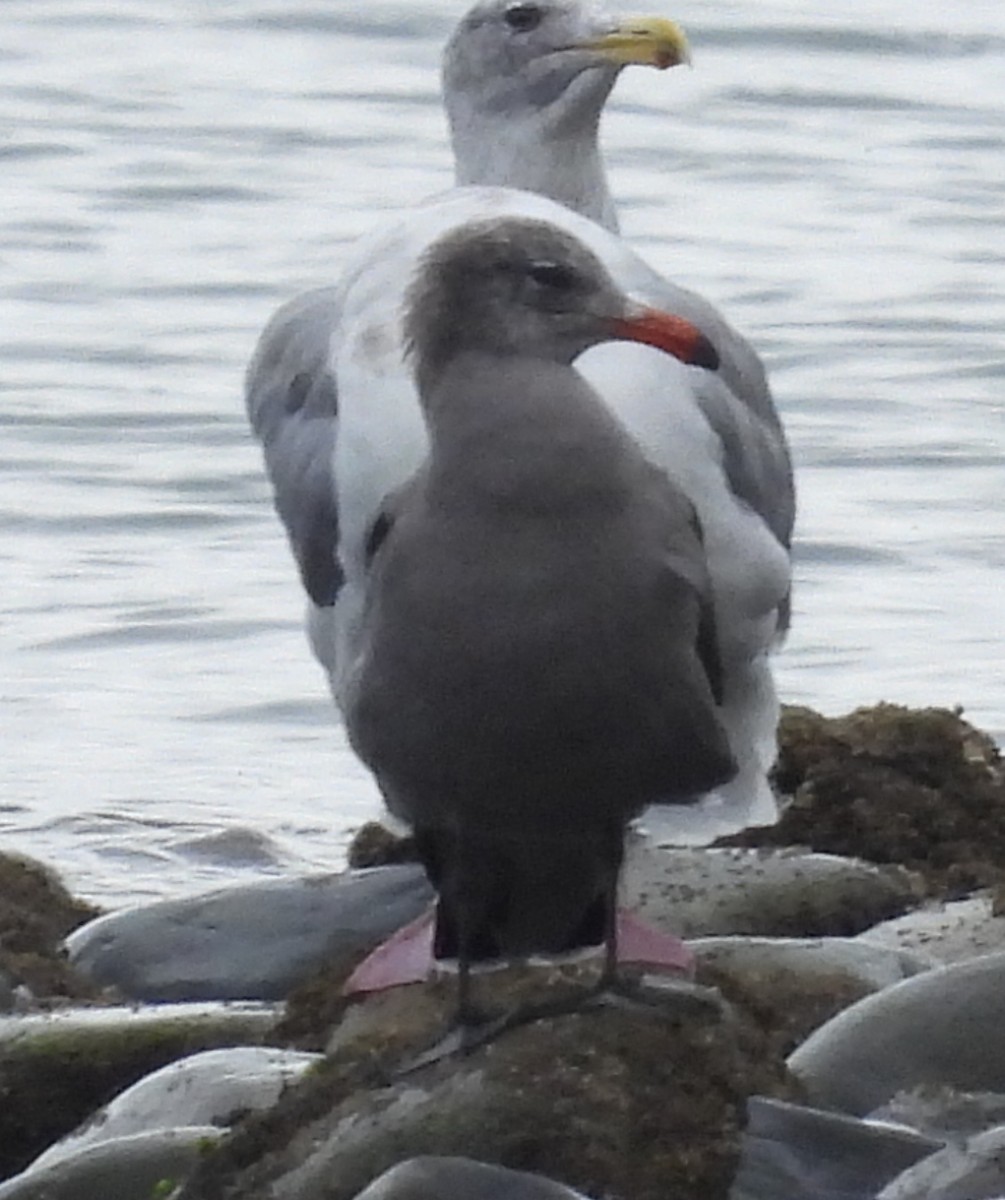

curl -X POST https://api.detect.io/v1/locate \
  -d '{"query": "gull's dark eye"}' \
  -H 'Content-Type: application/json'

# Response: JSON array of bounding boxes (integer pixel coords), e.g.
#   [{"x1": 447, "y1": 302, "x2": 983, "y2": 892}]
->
[
  {"x1": 503, "y1": 3, "x2": 543, "y2": 33},
  {"x1": 527, "y1": 259, "x2": 578, "y2": 290}
]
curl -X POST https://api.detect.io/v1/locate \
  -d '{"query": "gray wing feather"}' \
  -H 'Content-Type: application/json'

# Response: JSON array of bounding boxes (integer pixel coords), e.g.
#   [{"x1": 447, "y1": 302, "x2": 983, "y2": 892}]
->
[
  {"x1": 245, "y1": 287, "x2": 343, "y2": 607},
  {"x1": 641, "y1": 272, "x2": 795, "y2": 551},
  {"x1": 645, "y1": 469, "x2": 727, "y2": 705},
  {"x1": 632, "y1": 268, "x2": 795, "y2": 635}
]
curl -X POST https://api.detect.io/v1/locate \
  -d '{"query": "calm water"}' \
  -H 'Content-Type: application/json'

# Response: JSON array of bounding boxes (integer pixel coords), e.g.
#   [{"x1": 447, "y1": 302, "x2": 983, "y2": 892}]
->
[{"x1": 1, "y1": 0, "x2": 1002, "y2": 908}]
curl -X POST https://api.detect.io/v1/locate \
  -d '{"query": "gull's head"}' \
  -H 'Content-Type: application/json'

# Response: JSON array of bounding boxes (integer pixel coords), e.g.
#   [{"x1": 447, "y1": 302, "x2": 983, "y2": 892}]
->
[
  {"x1": 404, "y1": 217, "x2": 717, "y2": 394},
  {"x1": 443, "y1": 0, "x2": 690, "y2": 134}
]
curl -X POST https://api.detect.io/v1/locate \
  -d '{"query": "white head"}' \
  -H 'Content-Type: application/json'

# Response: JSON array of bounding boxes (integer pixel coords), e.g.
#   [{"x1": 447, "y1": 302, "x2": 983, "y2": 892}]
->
[{"x1": 442, "y1": 0, "x2": 690, "y2": 229}]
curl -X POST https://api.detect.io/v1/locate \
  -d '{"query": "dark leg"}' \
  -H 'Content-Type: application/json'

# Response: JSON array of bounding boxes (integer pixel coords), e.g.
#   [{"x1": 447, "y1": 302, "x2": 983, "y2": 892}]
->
[
  {"x1": 444, "y1": 824, "x2": 490, "y2": 1031},
  {"x1": 453, "y1": 905, "x2": 479, "y2": 1029},
  {"x1": 599, "y1": 878, "x2": 619, "y2": 989},
  {"x1": 598, "y1": 822, "x2": 624, "y2": 991},
  {"x1": 394, "y1": 828, "x2": 493, "y2": 1073}
]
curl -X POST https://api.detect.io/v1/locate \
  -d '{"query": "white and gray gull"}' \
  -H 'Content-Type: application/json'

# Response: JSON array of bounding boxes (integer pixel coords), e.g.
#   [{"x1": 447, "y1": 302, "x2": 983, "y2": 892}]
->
[
  {"x1": 342, "y1": 215, "x2": 735, "y2": 1016},
  {"x1": 245, "y1": 0, "x2": 794, "y2": 843}
]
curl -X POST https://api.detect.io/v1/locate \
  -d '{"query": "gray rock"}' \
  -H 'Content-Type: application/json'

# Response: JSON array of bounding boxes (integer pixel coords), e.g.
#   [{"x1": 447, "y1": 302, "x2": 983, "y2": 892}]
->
[
  {"x1": 352, "y1": 1156, "x2": 593, "y2": 1199},
  {"x1": 66, "y1": 844, "x2": 915, "y2": 1008},
  {"x1": 174, "y1": 966, "x2": 783, "y2": 1200},
  {"x1": 30, "y1": 1045, "x2": 320, "y2": 1171},
  {"x1": 871, "y1": 1087, "x2": 1005, "y2": 1142},
  {"x1": 861, "y1": 894, "x2": 1005, "y2": 965},
  {"x1": 0, "y1": 1126, "x2": 223, "y2": 1200},
  {"x1": 691, "y1": 935, "x2": 934, "y2": 991},
  {"x1": 624, "y1": 842, "x2": 916, "y2": 939},
  {"x1": 0, "y1": 1002, "x2": 278, "y2": 1180},
  {"x1": 878, "y1": 1125, "x2": 1005, "y2": 1200},
  {"x1": 788, "y1": 951, "x2": 1005, "y2": 1115},
  {"x1": 66, "y1": 866, "x2": 433, "y2": 1002},
  {"x1": 730, "y1": 1095, "x2": 940, "y2": 1200},
  {"x1": 0, "y1": 1001, "x2": 279, "y2": 1056}
]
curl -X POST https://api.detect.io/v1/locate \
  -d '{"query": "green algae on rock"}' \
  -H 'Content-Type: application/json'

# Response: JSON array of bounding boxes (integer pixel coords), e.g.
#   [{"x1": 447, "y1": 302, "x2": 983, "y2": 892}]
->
[
  {"x1": 720, "y1": 705, "x2": 1005, "y2": 899},
  {"x1": 0, "y1": 852, "x2": 101, "y2": 1005},
  {"x1": 691, "y1": 935, "x2": 931, "y2": 1059},
  {"x1": 345, "y1": 823, "x2": 418, "y2": 870},
  {"x1": 176, "y1": 963, "x2": 797, "y2": 1200}
]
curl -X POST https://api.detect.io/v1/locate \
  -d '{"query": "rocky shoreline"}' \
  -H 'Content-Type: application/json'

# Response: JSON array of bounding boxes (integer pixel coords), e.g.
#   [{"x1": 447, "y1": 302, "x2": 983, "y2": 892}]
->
[{"x1": 3, "y1": 703, "x2": 1005, "y2": 1199}]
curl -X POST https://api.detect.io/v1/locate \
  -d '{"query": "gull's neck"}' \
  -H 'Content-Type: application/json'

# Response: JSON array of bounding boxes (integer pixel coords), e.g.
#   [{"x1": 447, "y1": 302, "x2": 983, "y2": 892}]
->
[{"x1": 449, "y1": 114, "x2": 620, "y2": 234}]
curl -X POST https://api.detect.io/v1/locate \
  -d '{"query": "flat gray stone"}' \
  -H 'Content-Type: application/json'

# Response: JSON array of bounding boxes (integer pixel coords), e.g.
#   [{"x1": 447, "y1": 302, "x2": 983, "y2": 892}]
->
[
  {"x1": 30, "y1": 1046, "x2": 320, "y2": 1171},
  {"x1": 0, "y1": 1126, "x2": 223, "y2": 1200},
  {"x1": 624, "y1": 842, "x2": 915, "y2": 939},
  {"x1": 353, "y1": 1156, "x2": 594, "y2": 1199},
  {"x1": 730, "y1": 1095, "x2": 940, "y2": 1200},
  {"x1": 0, "y1": 1002, "x2": 278, "y2": 1055},
  {"x1": 692, "y1": 935, "x2": 934, "y2": 991},
  {"x1": 66, "y1": 866, "x2": 433, "y2": 1002},
  {"x1": 878, "y1": 1124, "x2": 1005, "y2": 1200},
  {"x1": 872, "y1": 1087, "x2": 1005, "y2": 1141},
  {"x1": 788, "y1": 951, "x2": 1005, "y2": 1115},
  {"x1": 861, "y1": 894, "x2": 1005, "y2": 965},
  {"x1": 66, "y1": 844, "x2": 915, "y2": 1007}
]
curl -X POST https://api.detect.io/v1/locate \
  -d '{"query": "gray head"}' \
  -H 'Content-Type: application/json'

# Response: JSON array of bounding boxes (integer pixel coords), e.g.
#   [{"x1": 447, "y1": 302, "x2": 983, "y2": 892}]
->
[
  {"x1": 404, "y1": 216, "x2": 718, "y2": 394},
  {"x1": 442, "y1": 0, "x2": 690, "y2": 227}
]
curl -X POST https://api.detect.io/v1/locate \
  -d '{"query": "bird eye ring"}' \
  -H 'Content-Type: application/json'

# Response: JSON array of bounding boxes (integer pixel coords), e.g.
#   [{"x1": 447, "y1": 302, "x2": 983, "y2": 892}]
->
[{"x1": 503, "y1": 3, "x2": 543, "y2": 32}]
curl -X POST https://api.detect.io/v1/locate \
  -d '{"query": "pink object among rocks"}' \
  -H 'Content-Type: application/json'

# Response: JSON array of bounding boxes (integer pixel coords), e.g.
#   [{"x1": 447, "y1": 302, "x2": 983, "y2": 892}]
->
[{"x1": 344, "y1": 907, "x2": 693, "y2": 996}]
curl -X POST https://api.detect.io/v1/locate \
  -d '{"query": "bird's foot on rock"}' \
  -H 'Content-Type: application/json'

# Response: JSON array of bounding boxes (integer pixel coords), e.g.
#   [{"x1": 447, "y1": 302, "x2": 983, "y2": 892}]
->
[
  {"x1": 583, "y1": 973, "x2": 727, "y2": 1020},
  {"x1": 343, "y1": 907, "x2": 436, "y2": 995},
  {"x1": 394, "y1": 1024, "x2": 477, "y2": 1074},
  {"x1": 393, "y1": 993, "x2": 589, "y2": 1074},
  {"x1": 345, "y1": 906, "x2": 692, "y2": 998},
  {"x1": 395, "y1": 973, "x2": 722, "y2": 1075},
  {"x1": 613, "y1": 908, "x2": 694, "y2": 975}
]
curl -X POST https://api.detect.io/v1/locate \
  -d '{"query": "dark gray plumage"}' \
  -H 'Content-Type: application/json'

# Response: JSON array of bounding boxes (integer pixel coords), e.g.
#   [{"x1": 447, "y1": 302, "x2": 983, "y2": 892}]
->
[{"x1": 342, "y1": 218, "x2": 734, "y2": 981}]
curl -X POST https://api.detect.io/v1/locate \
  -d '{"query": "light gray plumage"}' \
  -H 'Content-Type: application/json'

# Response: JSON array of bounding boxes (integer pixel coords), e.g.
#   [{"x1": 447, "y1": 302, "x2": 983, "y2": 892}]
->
[
  {"x1": 245, "y1": 0, "x2": 793, "y2": 838},
  {"x1": 342, "y1": 217, "x2": 735, "y2": 964}
]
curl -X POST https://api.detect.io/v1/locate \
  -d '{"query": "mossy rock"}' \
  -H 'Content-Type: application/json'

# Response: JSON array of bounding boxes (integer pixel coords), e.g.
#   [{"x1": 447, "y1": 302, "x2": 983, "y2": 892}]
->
[
  {"x1": 346, "y1": 823, "x2": 418, "y2": 869},
  {"x1": 179, "y1": 964, "x2": 798, "y2": 1200},
  {"x1": 0, "y1": 852, "x2": 101, "y2": 1003},
  {"x1": 0, "y1": 1003, "x2": 277, "y2": 1180},
  {"x1": 721, "y1": 704, "x2": 1005, "y2": 898}
]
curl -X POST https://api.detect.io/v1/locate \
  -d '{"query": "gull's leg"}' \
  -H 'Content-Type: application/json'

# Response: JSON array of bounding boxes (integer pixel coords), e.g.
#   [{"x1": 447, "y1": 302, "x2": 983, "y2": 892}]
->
[
  {"x1": 454, "y1": 911, "x2": 479, "y2": 1029},
  {"x1": 598, "y1": 825, "x2": 622, "y2": 991}
]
